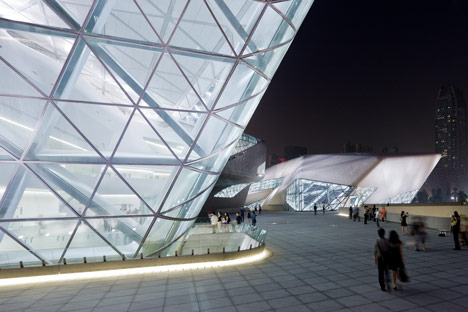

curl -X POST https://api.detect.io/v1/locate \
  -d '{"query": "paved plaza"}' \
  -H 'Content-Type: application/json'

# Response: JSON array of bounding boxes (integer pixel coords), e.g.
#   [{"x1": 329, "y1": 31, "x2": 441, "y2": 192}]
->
[{"x1": 0, "y1": 211, "x2": 467, "y2": 312}]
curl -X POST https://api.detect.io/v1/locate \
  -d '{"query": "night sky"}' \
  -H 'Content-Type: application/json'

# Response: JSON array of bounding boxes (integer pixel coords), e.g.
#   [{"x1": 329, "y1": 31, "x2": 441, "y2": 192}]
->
[{"x1": 245, "y1": 0, "x2": 468, "y2": 156}]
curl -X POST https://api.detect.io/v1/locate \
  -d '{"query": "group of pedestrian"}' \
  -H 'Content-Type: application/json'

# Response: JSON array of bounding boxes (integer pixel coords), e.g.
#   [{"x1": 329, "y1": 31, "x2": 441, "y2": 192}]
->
[
  {"x1": 239, "y1": 206, "x2": 258, "y2": 226},
  {"x1": 363, "y1": 205, "x2": 387, "y2": 226},
  {"x1": 313, "y1": 204, "x2": 326, "y2": 215},
  {"x1": 210, "y1": 211, "x2": 234, "y2": 233},
  {"x1": 374, "y1": 228, "x2": 408, "y2": 291}
]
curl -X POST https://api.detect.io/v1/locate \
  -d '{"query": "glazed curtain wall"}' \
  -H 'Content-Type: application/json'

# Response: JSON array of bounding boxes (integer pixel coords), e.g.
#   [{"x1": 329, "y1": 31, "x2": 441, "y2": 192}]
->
[{"x1": 0, "y1": 0, "x2": 313, "y2": 267}]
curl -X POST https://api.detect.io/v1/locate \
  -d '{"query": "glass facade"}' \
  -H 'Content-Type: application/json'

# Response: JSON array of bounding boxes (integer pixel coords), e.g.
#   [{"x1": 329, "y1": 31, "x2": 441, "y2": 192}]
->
[
  {"x1": 0, "y1": 0, "x2": 313, "y2": 267},
  {"x1": 377, "y1": 190, "x2": 419, "y2": 205},
  {"x1": 285, "y1": 179, "x2": 377, "y2": 211}
]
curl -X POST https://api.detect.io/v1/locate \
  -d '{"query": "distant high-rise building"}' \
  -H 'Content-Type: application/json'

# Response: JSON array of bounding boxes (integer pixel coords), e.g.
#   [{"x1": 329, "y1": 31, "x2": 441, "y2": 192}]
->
[
  {"x1": 435, "y1": 85, "x2": 467, "y2": 169},
  {"x1": 343, "y1": 142, "x2": 373, "y2": 153},
  {"x1": 284, "y1": 146, "x2": 308, "y2": 160}
]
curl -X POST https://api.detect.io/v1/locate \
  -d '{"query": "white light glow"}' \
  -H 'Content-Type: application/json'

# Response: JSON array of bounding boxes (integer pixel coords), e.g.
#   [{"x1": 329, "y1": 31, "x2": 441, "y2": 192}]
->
[
  {"x1": 143, "y1": 139, "x2": 183, "y2": 153},
  {"x1": 337, "y1": 213, "x2": 349, "y2": 217},
  {"x1": 0, "y1": 115, "x2": 34, "y2": 131},
  {"x1": 49, "y1": 136, "x2": 88, "y2": 152},
  {"x1": 0, "y1": 249, "x2": 269, "y2": 287}
]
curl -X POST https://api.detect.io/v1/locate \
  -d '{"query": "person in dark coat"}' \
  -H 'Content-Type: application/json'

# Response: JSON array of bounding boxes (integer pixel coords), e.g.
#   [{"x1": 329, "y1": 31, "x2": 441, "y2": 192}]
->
[
  {"x1": 451, "y1": 211, "x2": 461, "y2": 250},
  {"x1": 374, "y1": 228, "x2": 390, "y2": 291},
  {"x1": 388, "y1": 230, "x2": 405, "y2": 290}
]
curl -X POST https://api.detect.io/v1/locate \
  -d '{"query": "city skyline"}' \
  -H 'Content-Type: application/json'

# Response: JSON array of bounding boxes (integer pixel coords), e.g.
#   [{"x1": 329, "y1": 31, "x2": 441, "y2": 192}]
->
[{"x1": 245, "y1": 0, "x2": 468, "y2": 156}]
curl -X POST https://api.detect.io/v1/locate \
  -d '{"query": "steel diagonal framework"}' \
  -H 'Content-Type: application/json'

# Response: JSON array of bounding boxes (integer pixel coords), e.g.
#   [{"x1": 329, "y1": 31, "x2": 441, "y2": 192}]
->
[{"x1": 0, "y1": 0, "x2": 313, "y2": 267}]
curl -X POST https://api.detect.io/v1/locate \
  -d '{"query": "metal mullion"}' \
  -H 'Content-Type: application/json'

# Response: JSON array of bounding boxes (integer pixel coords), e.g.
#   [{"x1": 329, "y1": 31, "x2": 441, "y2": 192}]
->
[
  {"x1": 79, "y1": 164, "x2": 109, "y2": 217},
  {"x1": 240, "y1": 39, "x2": 292, "y2": 58},
  {"x1": 159, "y1": 178, "x2": 218, "y2": 215},
  {"x1": 107, "y1": 108, "x2": 136, "y2": 161},
  {"x1": 43, "y1": 0, "x2": 81, "y2": 31},
  {"x1": 0, "y1": 226, "x2": 49, "y2": 264},
  {"x1": 22, "y1": 163, "x2": 81, "y2": 217},
  {"x1": 107, "y1": 164, "x2": 158, "y2": 214},
  {"x1": 133, "y1": 0, "x2": 164, "y2": 44},
  {"x1": 238, "y1": 3, "x2": 267, "y2": 57},
  {"x1": 136, "y1": 107, "x2": 184, "y2": 165},
  {"x1": 81, "y1": 38, "x2": 137, "y2": 105},
  {"x1": 82, "y1": 214, "x2": 155, "y2": 220},
  {"x1": 50, "y1": 101, "x2": 109, "y2": 161},
  {"x1": 184, "y1": 136, "x2": 239, "y2": 165},
  {"x1": 270, "y1": 3, "x2": 297, "y2": 32},
  {"x1": 130, "y1": 166, "x2": 184, "y2": 258},
  {"x1": 167, "y1": 51, "x2": 210, "y2": 111},
  {"x1": 0, "y1": 217, "x2": 78, "y2": 223},
  {"x1": 182, "y1": 165, "x2": 220, "y2": 176},
  {"x1": 157, "y1": 214, "x2": 197, "y2": 222},
  {"x1": 58, "y1": 219, "x2": 81, "y2": 263},
  {"x1": 0, "y1": 94, "x2": 47, "y2": 101},
  {"x1": 0, "y1": 18, "x2": 77, "y2": 37},
  {"x1": 211, "y1": 111, "x2": 245, "y2": 129},
  {"x1": 212, "y1": 87, "x2": 267, "y2": 112},
  {"x1": 0, "y1": 57, "x2": 49, "y2": 98},
  {"x1": 239, "y1": 59, "x2": 271, "y2": 81},
  {"x1": 0, "y1": 164, "x2": 21, "y2": 213},
  {"x1": 53, "y1": 98, "x2": 135, "y2": 107},
  {"x1": 80, "y1": 219, "x2": 124, "y2": 258},
  {"x1": 203, "y1": 0, "x2": 237, "y2": 57},
  {"x1": 139, "y1": 105, "x2": 205, "y2": 114},
  {"x1": 81, "y1": 32, "x2": 164, "y2": 50},
  {"x1": 168, "y1": 46, "x2": 236, "y2": 61}
]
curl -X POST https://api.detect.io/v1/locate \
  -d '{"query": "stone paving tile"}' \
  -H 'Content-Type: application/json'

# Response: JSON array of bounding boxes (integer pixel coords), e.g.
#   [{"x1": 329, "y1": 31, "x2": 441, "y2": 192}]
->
[{"x1": 1, "y1": 212, "x2": 468, "y2": 312}]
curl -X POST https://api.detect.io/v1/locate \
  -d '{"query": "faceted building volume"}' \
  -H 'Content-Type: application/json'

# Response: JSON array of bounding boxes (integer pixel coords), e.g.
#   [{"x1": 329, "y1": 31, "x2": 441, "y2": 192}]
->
[
  {"x1": 0, "y1": 0, "x2": 314, "y2": 267},
  {"x1": 216, "y1": 154, "x2": 441, "y2": 211}
]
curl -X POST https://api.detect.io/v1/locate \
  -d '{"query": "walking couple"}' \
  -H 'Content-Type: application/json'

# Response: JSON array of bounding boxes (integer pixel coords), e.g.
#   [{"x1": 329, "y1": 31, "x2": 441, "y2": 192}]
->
[{"x1": 374, "y1": 228, "x2": 408, "y2": 291}]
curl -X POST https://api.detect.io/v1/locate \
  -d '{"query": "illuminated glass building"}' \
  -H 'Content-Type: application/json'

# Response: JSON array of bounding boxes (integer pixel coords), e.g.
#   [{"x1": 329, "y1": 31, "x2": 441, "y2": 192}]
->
[
  {"x1": 0, "y1": 0, "x2": 313, "y2": 267},
  {"x1": 216, "y1": 154, "x2": 441, "y2": 211}
]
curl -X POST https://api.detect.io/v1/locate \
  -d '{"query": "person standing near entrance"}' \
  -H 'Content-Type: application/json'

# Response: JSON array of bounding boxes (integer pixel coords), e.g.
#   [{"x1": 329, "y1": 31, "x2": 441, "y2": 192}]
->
[
  {"x1": 381, "y1": 206, "x2": 387, "y2": 222},
  {"x1": 322, "y1": 205, "x2": 326, "y2": 214},
  {"x1": 451, "y1": 211, "x2": 461, "y2": 250},
  {"x1": 374, "y1": 228, "x2": 390, "y2": 291},
  {"x1": 314, "y1": 204, "x2": 317, "y2": 215},
  {"x1": 375, "y1": 208, "x2": 380, "y2": 228},
  {"x1": 240, "y1": 207, "x2": 245, "y2": 223}
]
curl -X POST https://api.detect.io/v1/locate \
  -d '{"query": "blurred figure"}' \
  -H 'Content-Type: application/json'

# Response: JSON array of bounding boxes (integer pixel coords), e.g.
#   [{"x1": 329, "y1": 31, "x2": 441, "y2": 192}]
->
[
  {"x1": 364, "y1": 206, "x2": 369, "y2": 224},
  {"x1": 372, "y1": 205, "x2": 377, "y2": 221},
  {"x1": 224, "y1": 212, "x2": 231, "y2": 232},
  {"x1": 210, "y1": 213, "x2": 218, "y2": 234},
  {"x1": 240, "y1": 206, "x2": 245, "y2": 223},
  {"x1": 349, "y1": 206, "x2": 353, "y2": 219},
  {"x1": 381, "y1": 206, "x2": 387, "y2": 222},
  {"x1": 235, "y1": 212, "x2": 242, "y2": 228},
  {"x1": 388, "y1": 230, "x2": 406, "y2": 290},
  {"x1": 259, "y1": 205, "x2": 262, "y2": 214},
  {"x1": 375, "y1": 208, "x2": 380, "y2": 228},
  {"x1": 247, "y1": 209, "x2": 251, "y2": 224},
  {"x1": 217, "y1": 211, "x2": 223, "y2": 233},
  {"x1": 451, "y1": 211, "x2": 461, "y2": 250},
  {"x1": 323, "y1": 204, "x2": 326, "y2": 214},
  {"x1": 353, "y1": 206, "x2": 360, "y2": 222},
  {"x1": 460, "y1": 215, "x2": 468, "y2": 246},
  {"x1": 314, "y1": 204, "x2": 317, "y2": 215},
  {"x1": 412, "y1": 218, "x2": 427, "y2": 251},
  {"x1": 252, "y1": 210, "x2": 257, "y2": 227},
  {"x1": 374, "y1": 228, "x2": 390, "y2": 291},
  {"x1": 401, "y1": 211, "x2": 409, "y2": 235}
]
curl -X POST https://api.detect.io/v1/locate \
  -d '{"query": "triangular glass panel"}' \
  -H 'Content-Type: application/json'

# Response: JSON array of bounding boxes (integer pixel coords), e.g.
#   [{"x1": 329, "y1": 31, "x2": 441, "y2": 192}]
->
[
  {"x1": 24, "y1": 103, "x2": 104, "y2": 163},
  {"x1": 214, "y1": 92, "x2": 264, "y2": 128},
  {"x1": 0, "y1": 61, "x2": 43, "y2": 97},
  {"x1": 248, "y1": 5, "x2": 295, "y2": 52},
  {"x1": 141, "y1": 217, "x2": 192, "y2": 256},
  {"x1": 187, "y1": 115, "x2": 243, "y2": 160},
  {"x1": 161, "y1": 185, "x2": 212, "y2": 219},
  {"x1": 52, "y1": 38, "x2": 134, "y2": 105},
  {"x1": 214, "y1": 61, "x2": 269, "y2": 110},
  {"x1": 112, "y1": 110, "x2": 179, "y2": 165},
  {"x1": 0, "y1": 163, "x2": 18, "y2": 206},
  {"x1": 85, "y1": 166, "x2": 155, "y2": 217},
  {"x1": 55, "y1": 101, "x2": 133, "y2": 159},
  {"x1": 159, "y1": 167, "x2": 219, "y2": 213},
  {"x1": 27, "y1": 163, "x2": 105, "y2": 216},
  {"x1": 169, "y1": 0, "x2": 235, "y2": 56},
  {"x1": 141, "y1": 108, "x2": 208, "y2": 139},
  {"x1": 143, "y1": 53, "x2": 207, "y2": 111},
  {"x1": 139, "y1": 108, "x2": 194, "y2": 160},
  {"x1": 84, "y1": 37, "x2": 163, "y2": 103},
  {"x1": 85, "y1": 217, "x2": 151, "y2": 257},
  {"x1": 0, "y1": 97, "x2": 46, "y2": 158},
  {"x1": 0, "y1": 29, "x2": 76, "y2": 95},
  {"x1": 135, "y1": 0, "x2": 188, "y2": 44},
  {"x1": 171, "y1": 53, "x2": 235, "y2": 110},
  {"x1": 205, "y1": 0, "x2": 266, "y2": 55},
  {"x1": 0, "y1": 229, "x2": 42, "y2": 268},
  {"x1": 186, "y1": 145, "x2": 234, "y2": 174},
  {"x1": 56, "y1": 0, "x2": 94, "y2": 26},
  {"x1": 0, "y1": 165, "x2": 78, "y2": 219},
  {"x1": 6, "y1": 220, "x2": 79, "y2": 264},
  {"x1": 273, "y1": 0, "x2": 314, "y2": 29},
  {"x1": 63, "y1": 221, "x2": 121, "y2": 263},
  {"x1": 0, "y1": 0, "x2": 71, "y2": 29},
  {"x1": 113, "y1": 165, "x2": 177, "y2": 213},
  {"x1": 242, "y1": 43, "x2": 292, "y2": 79},
  {"x1": 84, "y1": 0, "x2": 160, "y2": 44}
]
